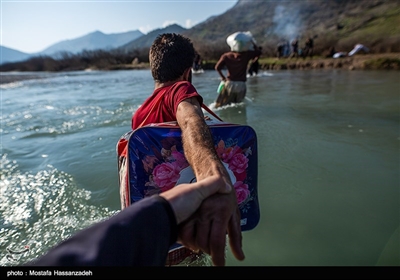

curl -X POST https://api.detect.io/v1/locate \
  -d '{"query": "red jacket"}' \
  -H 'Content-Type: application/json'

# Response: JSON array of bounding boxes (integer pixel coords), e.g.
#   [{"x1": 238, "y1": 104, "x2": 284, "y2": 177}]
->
[{"x1": 132, "y1": 81, "x2": 203, "y2": 130}]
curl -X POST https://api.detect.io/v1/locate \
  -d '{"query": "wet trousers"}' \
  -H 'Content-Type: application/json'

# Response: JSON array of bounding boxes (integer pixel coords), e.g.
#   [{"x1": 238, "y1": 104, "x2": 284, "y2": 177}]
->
[{"x1": 215, "y1": 80, "x2": 246, "y2": 108}]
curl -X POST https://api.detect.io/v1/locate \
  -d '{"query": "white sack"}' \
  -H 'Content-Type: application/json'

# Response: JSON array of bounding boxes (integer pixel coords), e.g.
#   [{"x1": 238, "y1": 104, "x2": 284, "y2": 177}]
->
[{"x1": 226, "y1": 31, "x2": 256, "y2": 52}]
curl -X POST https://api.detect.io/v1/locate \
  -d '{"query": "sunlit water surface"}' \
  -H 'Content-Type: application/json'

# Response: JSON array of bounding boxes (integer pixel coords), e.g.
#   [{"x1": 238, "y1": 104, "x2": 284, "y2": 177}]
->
[{"x1": 1, "y1": 69, "x2": 399, "y2": 266}]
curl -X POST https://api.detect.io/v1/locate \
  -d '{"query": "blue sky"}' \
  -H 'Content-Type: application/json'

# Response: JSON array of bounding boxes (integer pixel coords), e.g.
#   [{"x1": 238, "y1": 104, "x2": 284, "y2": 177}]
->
[{"x1": 1, "y1": 0, "x2": 237, "y2": 53}]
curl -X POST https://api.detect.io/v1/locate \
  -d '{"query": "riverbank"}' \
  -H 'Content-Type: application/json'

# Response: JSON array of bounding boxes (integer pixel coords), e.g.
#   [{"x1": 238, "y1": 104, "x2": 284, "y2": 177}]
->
[
  {"x1": 1, "y1": 53, "x2": 399, "y2": 84},
  {"x1": 258, "y1": 53, "x2": 400, "y2": 71},
  {"x1": 70, "y1": 53, "x2": 400, "y2": 71},
  {"x1": 198, "y1": 53, "x2": 400, "y2": 71}
]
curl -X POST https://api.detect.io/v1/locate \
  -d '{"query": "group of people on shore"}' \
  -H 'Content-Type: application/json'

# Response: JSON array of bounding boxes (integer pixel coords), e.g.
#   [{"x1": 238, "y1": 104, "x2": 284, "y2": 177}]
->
[
  {"x1": 276, "y1": 37, "x2": 369, "y2": 60},
  {"x1": 276, "y1": 36, "x2": 315, "y2": 59}
]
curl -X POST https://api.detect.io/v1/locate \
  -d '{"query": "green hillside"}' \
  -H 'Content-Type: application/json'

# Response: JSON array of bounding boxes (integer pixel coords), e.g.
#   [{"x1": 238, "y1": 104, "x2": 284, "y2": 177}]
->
[{"x1": 183, "y1": 0, "x2": 400, "y2": 59}]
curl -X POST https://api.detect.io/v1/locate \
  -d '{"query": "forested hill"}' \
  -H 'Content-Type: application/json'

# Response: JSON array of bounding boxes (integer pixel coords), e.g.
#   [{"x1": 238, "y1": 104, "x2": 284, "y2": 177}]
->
[{"x1": 183, "y1": 0, "x2": 400, "y2": 58}]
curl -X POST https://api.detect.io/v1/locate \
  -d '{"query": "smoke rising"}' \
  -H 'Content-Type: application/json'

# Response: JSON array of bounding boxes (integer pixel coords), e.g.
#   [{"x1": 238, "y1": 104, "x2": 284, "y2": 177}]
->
[{"x1": 272, "y1": 5, "x2": 303, "y2": 41}]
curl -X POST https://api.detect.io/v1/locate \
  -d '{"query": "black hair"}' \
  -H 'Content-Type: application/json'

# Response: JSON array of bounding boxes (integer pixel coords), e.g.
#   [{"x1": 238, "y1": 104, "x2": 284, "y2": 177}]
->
[{"x1": 149, "y1": 33, "x2": 195, "y2": 83}]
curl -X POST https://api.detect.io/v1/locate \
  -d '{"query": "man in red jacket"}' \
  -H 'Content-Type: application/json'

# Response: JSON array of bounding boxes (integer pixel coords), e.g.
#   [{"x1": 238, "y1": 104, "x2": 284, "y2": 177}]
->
[{"x1": 131, "y1": 33, "x2": 243, "y2": 266}]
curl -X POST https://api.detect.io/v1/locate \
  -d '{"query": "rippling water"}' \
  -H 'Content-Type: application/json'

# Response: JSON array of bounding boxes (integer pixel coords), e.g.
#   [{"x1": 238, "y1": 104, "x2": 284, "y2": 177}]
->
[{"x1": 1, "y1": 69, "x2": 399, "y2": 266}]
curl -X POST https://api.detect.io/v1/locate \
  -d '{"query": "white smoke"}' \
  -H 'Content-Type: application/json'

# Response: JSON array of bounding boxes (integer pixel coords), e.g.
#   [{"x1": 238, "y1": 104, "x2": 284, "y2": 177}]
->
[{"x1": 272, "y1": 5, "x2": 302, "y2": 41}]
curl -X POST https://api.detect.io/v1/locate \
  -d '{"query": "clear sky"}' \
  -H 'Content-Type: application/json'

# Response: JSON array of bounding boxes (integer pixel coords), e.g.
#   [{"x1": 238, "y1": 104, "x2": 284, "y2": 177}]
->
[{"x1": 1, "y1": 0, "x2": 237, "y2": 54}]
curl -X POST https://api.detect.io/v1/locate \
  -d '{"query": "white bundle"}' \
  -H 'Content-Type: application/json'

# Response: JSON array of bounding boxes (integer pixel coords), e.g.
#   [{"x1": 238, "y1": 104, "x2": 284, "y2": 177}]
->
[{"x1": 226, "y1": 31, "x2": 256, "y2": 52}]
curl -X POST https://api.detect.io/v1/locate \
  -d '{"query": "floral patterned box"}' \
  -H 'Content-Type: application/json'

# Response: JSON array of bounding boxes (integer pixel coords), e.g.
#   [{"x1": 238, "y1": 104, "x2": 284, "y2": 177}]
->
[{"x1": 119, "y1": 120, "x2": 260, "y2": 231}]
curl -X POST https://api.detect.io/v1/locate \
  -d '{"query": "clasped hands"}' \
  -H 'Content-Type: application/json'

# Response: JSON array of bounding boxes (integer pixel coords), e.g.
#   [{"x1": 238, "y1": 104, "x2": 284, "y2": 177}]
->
[{"x1": 160, "y1": 175, "x2": 245, "y2": 266}]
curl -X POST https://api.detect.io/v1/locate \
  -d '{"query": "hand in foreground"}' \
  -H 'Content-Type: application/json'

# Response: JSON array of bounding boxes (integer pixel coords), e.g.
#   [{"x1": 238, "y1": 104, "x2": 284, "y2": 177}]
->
[
  {"x1": 176, "y1": 179, "x2": 245, "y2": 266},
  {"x1": 159, "y1": 175, "x2": 231, "y2": 224}
]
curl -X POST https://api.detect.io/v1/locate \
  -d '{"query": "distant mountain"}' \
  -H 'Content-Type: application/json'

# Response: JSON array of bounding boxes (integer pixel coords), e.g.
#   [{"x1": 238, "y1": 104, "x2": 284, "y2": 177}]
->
[
  {"x1": 38, "y1": 30, "x2": 144, "y2": 57},
  {"x1": 1, "y1": 29, "x2": 144, "y2": 65},
  {"x1": 0, "y1": 25, "x2": 186, "y2": 65},
  {"x1": 0, "y1": 46, "x2": 32, "y2": 64},
  {"x1": 119, "y1": 24, "x2": 187, "y2": 53}
]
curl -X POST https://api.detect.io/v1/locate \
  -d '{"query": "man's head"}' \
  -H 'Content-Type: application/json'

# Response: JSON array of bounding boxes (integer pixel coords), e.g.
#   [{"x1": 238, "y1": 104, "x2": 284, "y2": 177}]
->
[{"x1": 149, "y1": 33, "x2": 195, "y2": 83}]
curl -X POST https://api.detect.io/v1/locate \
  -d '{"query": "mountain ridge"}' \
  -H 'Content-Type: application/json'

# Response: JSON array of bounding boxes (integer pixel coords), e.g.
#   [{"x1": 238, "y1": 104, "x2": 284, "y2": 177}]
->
[
  {"x1": 1, "y1": 0, "x2": 399, "y2": 66},
  {"x1": 1, "y1": 29, "x2": 144, "y2": 64},
  {"x1": 118, "y1": 24, "x2": 187, "y2": 52},
  {"x1": 0, "y1": 46, "x2": 32, "y2": 64}
]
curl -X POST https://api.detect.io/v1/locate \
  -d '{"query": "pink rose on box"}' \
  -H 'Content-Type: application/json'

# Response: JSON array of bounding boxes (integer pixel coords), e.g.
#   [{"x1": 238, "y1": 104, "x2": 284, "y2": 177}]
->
[
  {"x1": 215, "y1": 140, "x2": 250, "y2": 183},
  {"x1": 220, "y1": 145, "x2": 243, "y2": 163},
  {"x1": 228, "y1": 153, "x2": 249, "y2": 174},
  {"x1": 152, "y1": 161, "x2": 181, "y2": 192},
  {"x1": 234, "y1": 170, "x2": 247, "y2": 182},
  {"x1": 234, "y1": 181, "x2": 250, "y2": 205}
]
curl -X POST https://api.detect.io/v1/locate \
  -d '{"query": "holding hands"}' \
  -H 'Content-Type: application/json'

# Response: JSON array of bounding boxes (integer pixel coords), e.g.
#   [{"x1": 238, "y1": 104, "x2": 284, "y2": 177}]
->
[{"x1": 163, "y1": 174, "x2": 245, "y2": 266}]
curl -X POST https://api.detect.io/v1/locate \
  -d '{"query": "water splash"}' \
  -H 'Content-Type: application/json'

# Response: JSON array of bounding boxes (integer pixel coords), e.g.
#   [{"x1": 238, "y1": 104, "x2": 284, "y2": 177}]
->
[{"x1": 0, "y1": 154, "x2": 116, "y2": 266}]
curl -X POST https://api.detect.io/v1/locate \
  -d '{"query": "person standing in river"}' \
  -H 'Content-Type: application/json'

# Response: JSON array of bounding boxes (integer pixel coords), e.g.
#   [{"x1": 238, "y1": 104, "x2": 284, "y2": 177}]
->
[
  {"x1": 248, "y1": 46, "x2": 263, "y2": 76},
  {"x1": 214, "y1": 40, "x2": 262, "y2": 108}
]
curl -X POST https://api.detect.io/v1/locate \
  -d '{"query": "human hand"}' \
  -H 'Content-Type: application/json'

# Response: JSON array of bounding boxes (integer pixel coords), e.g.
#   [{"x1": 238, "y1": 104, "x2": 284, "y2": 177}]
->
[
  {"x1": 159, "y1": 175, "x2": 231, "y2": 224},
  {"x1": 177, "y1": 185, "x2": 245, "y2": 266}
]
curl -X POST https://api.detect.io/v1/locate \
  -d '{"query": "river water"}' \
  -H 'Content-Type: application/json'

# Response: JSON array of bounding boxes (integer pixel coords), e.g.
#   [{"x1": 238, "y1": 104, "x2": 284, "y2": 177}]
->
[{"x1": 1, "y1": 69, "x2": 399, "y2": 266}]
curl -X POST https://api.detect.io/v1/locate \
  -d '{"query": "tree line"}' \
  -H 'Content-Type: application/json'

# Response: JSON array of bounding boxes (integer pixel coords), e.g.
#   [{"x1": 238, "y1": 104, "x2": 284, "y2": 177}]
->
[
  {"x1": 1, "y1": 35, "x2": 399, "y2": 72},
  {"x1": 0, "y1": 48, "x2": 149, "y2": 72}
]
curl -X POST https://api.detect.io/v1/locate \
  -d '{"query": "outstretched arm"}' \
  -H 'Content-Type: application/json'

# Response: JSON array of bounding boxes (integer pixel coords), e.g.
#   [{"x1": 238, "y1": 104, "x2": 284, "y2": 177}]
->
[
  {"x1": 27, "y1": 176, "x2": 233, "y2": 267},
  {"x1": 177, "y1": 98, "x2": 227, "y2": 180},
  {"x1": 176, "y1": 97, "x2": 245, "y2": 266}
]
